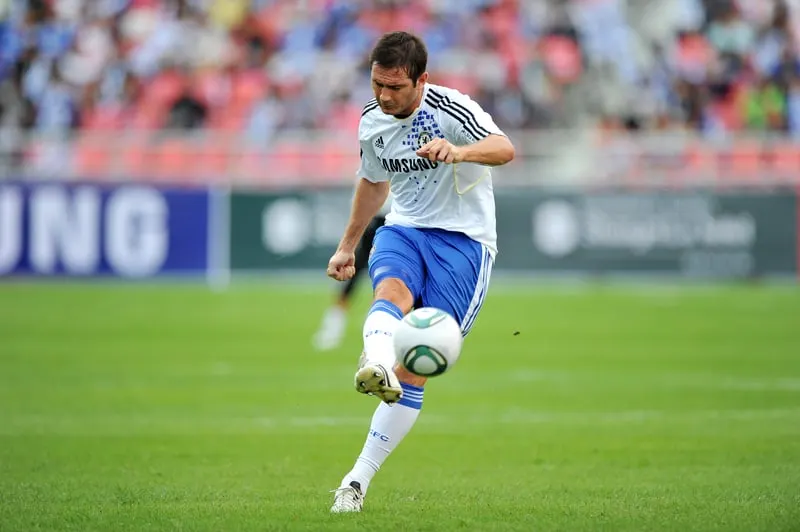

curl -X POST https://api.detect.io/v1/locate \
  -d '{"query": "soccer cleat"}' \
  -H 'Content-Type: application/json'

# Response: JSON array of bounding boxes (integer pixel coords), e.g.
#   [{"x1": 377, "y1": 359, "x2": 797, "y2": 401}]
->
[
  {"x1": 330, "y1": 480, "x2": 364, "y2": 513},
  {"x1": 354, "y1": 362, "x2": 403, "y2": 404}
]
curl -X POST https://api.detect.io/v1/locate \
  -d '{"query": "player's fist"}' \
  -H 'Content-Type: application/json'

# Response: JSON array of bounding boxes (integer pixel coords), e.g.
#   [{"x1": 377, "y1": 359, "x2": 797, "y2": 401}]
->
[
  {"x1": 327, "y1": 250, "x2": 356, "y2": 281},
  {"x1": 416, "y1": 138, "x2": 463, "y2": 164}
]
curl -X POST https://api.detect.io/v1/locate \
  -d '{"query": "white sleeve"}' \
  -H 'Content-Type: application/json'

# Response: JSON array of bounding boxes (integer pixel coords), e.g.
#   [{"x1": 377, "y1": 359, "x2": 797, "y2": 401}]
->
[
  {"x1": 438, "y1": 91, "x2": 505, "y2": 146},
  {"x1": 356, "y1": 111, "x2": 389, "y2": 183},
  {"x1": 357, "y1": 138, "x2": 389, "y2": 183}
]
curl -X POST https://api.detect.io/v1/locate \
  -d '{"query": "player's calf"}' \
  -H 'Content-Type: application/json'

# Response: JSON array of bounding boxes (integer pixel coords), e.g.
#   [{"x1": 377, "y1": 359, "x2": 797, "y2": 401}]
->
[{"x1": 394, "y1": 363, "x2": 427, "y2": 388}]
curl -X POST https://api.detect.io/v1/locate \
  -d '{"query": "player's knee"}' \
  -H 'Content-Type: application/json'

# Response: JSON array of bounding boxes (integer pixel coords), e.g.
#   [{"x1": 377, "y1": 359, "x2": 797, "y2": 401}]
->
[
  {"x1": 394, "y1": 364, "x2": 427, "y2": 387},
  {"x1": 374, "y1": 277, "x2": 414, "y2": 314}
]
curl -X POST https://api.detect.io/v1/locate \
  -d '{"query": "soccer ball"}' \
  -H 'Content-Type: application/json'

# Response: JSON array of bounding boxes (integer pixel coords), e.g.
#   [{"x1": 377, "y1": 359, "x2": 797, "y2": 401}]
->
[{"x1": 393, "y1": 307, "x2": 463, "y2": 377}]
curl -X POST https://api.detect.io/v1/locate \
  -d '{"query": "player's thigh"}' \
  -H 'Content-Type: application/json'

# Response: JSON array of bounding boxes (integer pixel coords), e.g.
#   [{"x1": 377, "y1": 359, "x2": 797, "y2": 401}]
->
[
  {"x1": 368, "y1": 225, "x2": 425, "y2": 302},
  {"x1": 419, "y1": 231, "x2": 493, "y2": 337}
]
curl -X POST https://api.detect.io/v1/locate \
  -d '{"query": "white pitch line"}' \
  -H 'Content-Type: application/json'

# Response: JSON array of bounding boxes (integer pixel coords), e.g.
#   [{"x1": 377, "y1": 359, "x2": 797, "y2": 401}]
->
[
  {"x1": 505, "y1": 371, "x2": 800, "y2": 392},
  {"x1": 2, "y1": 408, "x2": 799, "y2": 436}
]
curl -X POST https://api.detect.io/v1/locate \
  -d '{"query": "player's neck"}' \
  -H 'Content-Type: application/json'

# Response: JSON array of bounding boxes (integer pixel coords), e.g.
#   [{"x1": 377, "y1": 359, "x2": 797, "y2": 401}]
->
[{"x1": 392, "y1": 86, "x2": 426, "y2": 120}]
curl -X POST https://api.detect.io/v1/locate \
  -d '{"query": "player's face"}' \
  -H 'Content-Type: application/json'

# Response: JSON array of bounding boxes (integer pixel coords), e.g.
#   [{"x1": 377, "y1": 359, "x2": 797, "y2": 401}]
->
[{"x1": 371, "y1": 64, "x2": 427, "y2": 118}]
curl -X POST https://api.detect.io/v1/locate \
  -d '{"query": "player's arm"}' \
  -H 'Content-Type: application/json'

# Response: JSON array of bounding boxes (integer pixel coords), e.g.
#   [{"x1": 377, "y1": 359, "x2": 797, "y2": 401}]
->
[
  {"x1": 417, "y1": 132, "x2": 514, "y2": 166},
  {"x1": 451, "y1": 133, "x2": 514, "y2": 166},
  {"x1": 328, "y1": 111, "x2": 390, "y2": 281},
  {"x1": 328, "y1": 178, "x2": 387, "y2": 281},
  {"x1": 417, "y1": 89, "x2": 515, "y2": 166},
  {"x1": 336, "y1": 178, "x2": 389, "y2": 254}
]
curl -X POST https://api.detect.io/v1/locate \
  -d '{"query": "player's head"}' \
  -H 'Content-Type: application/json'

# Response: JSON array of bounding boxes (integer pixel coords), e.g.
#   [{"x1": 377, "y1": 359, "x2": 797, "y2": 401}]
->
[{"x1": 369, "y1": 31, "x2": 429, "y2": 118}]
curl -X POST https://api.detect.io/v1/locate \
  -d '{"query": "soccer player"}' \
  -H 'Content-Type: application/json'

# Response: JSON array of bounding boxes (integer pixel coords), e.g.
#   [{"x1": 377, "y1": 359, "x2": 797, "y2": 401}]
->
[
  {"x1": 312, "y1": 212, "x2": 386, "y2": 351},
  {"x1": 327, "y1": 31, "x2": 515, "y2": 513}
]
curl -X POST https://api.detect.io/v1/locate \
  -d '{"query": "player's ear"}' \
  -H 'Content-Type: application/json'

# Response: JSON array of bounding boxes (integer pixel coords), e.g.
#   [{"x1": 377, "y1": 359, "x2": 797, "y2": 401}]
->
[{"x1": 417, "y1": 72, "x2": 429, "y2": 86}]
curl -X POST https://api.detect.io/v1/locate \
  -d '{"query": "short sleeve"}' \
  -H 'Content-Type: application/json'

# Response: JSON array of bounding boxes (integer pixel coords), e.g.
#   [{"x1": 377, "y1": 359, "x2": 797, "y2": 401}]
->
[
  {"x1": 356, "y1": 106, "x2": 389, "y2": 182},
  {"x1": 357, "y1": 138, "x2": 389, "y2": 183},
  {"x1": 436, "y1": 90, "x2": 505, "y2": 146}
]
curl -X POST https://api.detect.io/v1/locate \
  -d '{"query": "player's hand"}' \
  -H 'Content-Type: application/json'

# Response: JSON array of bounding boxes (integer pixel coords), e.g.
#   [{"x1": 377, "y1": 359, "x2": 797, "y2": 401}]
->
[
  {"x1": 416, "y1": 138, "x2": 464, "y2": 164},
  {"x1": 327, "y1": 250, "x2": 356, "y2": 281}
]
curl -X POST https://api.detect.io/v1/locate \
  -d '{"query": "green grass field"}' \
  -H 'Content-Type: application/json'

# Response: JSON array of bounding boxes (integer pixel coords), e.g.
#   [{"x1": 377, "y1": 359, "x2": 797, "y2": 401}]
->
[{"x1": 1, "y1": 281, "x2": 799, "y2": 531}]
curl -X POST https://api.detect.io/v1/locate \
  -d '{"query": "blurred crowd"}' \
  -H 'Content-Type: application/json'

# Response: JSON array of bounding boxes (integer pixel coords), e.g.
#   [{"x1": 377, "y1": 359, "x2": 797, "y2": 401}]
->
[{"x1": 0, "y1": 0, "x2": 799, "y2": 143}]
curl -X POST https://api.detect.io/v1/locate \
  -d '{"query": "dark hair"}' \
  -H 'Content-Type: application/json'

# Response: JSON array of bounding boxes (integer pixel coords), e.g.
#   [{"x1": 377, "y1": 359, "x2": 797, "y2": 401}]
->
[{"x1": 369, "y1": 31, "x2": 428, "y2": 84}]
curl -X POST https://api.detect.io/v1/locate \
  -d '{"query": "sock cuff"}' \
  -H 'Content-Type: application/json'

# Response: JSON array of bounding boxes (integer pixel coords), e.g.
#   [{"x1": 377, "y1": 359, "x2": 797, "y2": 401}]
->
[
  {"x1": 369, "y1": 299, "x2": 403, "y2": 320},
  {"x1": 400, "y1": 382, "x2": 424, "y2": 394},
  {"x1": 397, "y1": 382, "x2": 424, "y2": 410}
]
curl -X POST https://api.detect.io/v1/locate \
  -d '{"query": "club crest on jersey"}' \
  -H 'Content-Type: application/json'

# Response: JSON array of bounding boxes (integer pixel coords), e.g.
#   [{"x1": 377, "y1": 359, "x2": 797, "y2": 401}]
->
[{"x1": 417, "y1": 131, "x2": 433, "y2": 149}]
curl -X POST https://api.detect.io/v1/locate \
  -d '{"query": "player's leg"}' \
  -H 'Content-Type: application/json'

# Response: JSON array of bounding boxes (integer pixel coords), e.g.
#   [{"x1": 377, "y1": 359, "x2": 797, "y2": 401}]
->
[
  {"x1": 313, "y1": 215, "x2": 386, "y2": 351},
  {"x1": 331, "y1": 225, "x2": 425, "y2": 513},
  {"x1": 355, "y1": 222, "x2": 420, "y2": 402},
  {"x1": 419, "y1": 229, "x2": 494, "y2": 337}
]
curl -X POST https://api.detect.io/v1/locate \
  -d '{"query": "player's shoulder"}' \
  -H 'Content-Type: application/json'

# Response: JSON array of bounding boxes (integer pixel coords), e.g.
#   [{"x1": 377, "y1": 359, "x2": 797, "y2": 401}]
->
[
  {"x1": 359, "y1": 98, "x2": 381, "y2": 123},
  {"x1": 423, "y1": 83, "x2": 479, "y2": 111},
  {"x1": 361, "y1": 98, "x2": 380, "y2": 118},
  {"x1": 358, "y1": 98, "x2": 383, "y2": 138}
]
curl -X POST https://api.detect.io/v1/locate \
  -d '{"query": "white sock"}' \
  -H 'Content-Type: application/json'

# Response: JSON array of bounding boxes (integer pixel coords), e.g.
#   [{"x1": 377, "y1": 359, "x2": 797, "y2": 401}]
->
[
  {"x1": 313, "y1": 306, "x2": 347, "y2": 350},
  {"x1": 362, "y1": 299, "x2": 403, "y2": 369},
  {"x1": 320, "y1": 306, "x2": 346, "y2": 336},
  {"x1": 342, "y1": 382, "x2": 424, "y2": 493}
]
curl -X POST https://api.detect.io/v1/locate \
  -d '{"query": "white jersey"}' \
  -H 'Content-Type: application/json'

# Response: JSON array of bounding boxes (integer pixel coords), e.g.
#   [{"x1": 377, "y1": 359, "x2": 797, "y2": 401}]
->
[{"x1": 357, "y1": 83, "x2": 505, "y2": 257}]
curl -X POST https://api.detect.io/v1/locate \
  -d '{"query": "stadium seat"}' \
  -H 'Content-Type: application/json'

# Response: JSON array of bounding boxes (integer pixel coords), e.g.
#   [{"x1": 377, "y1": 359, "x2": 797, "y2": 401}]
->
[
  {"x1": 724, "y1": 140, "x2": 765, "y2": 186},
  {"x1": 134, "y1": 71, "x2": 186, "y2": 133},
  {"x1": 215, "y1": 103, "x2": 249, "y2": 132},
  {"x1": 266, "y1": 140, "x2": 305, "y2": 183},
  {"x1": 81, "y1": 106, "x2": 126, "y2": 131},
  {"x1": 73, "y1": 134, "x2": 113, "y2": 178},
  {"x1": 767, "y1": 142, "x2": 800, "y2": 182},
  {"x1": 681, "y1": 140, "x2": 718, "y2": 184},
  {"x1": 131, "y1": 100, "x2": 166, "y2": 130},
  {"x1": 152, "y1": 138, "x2": 193, "y2": 183},
  {"x1": 191, "y1": 68, "x2": 231, "y2": 109},
  {"x1": 312, "y1": 139, "x2": 355, "y2": 183},
  {"x1": 119, "y1": 137, "x2": 151, "y2": 178},
  {"x1": 234, "y1": 147, "x2": 268, "y2": 184},
  {"x1": 190, "y1": 136, "x2": 232, "y2": 181},
  {"x1": 231, "y1": 70, "x2": 269, "y2": 108}
]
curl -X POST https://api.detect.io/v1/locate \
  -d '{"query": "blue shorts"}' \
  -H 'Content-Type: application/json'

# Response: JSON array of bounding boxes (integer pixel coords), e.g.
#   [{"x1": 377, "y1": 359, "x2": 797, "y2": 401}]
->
[{"x1": 368, "y1": 225, "x2": 493, "y2": 337}]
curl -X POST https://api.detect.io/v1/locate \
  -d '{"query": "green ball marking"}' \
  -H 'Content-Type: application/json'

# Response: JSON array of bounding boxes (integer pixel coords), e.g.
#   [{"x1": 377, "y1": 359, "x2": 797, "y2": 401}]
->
[
  {"x1": 406, "y1": 309, "x2": 448, "y2": 329},
  {"x1": 404, "y1": 345, "x2": 448, "y2": 377}
]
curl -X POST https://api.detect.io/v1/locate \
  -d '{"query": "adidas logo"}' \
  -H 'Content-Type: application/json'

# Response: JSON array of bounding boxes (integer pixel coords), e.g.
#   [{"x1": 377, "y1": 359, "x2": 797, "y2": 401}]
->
[{"x1": 374, "y1": 136, "x2": 385, "y2": 149}]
